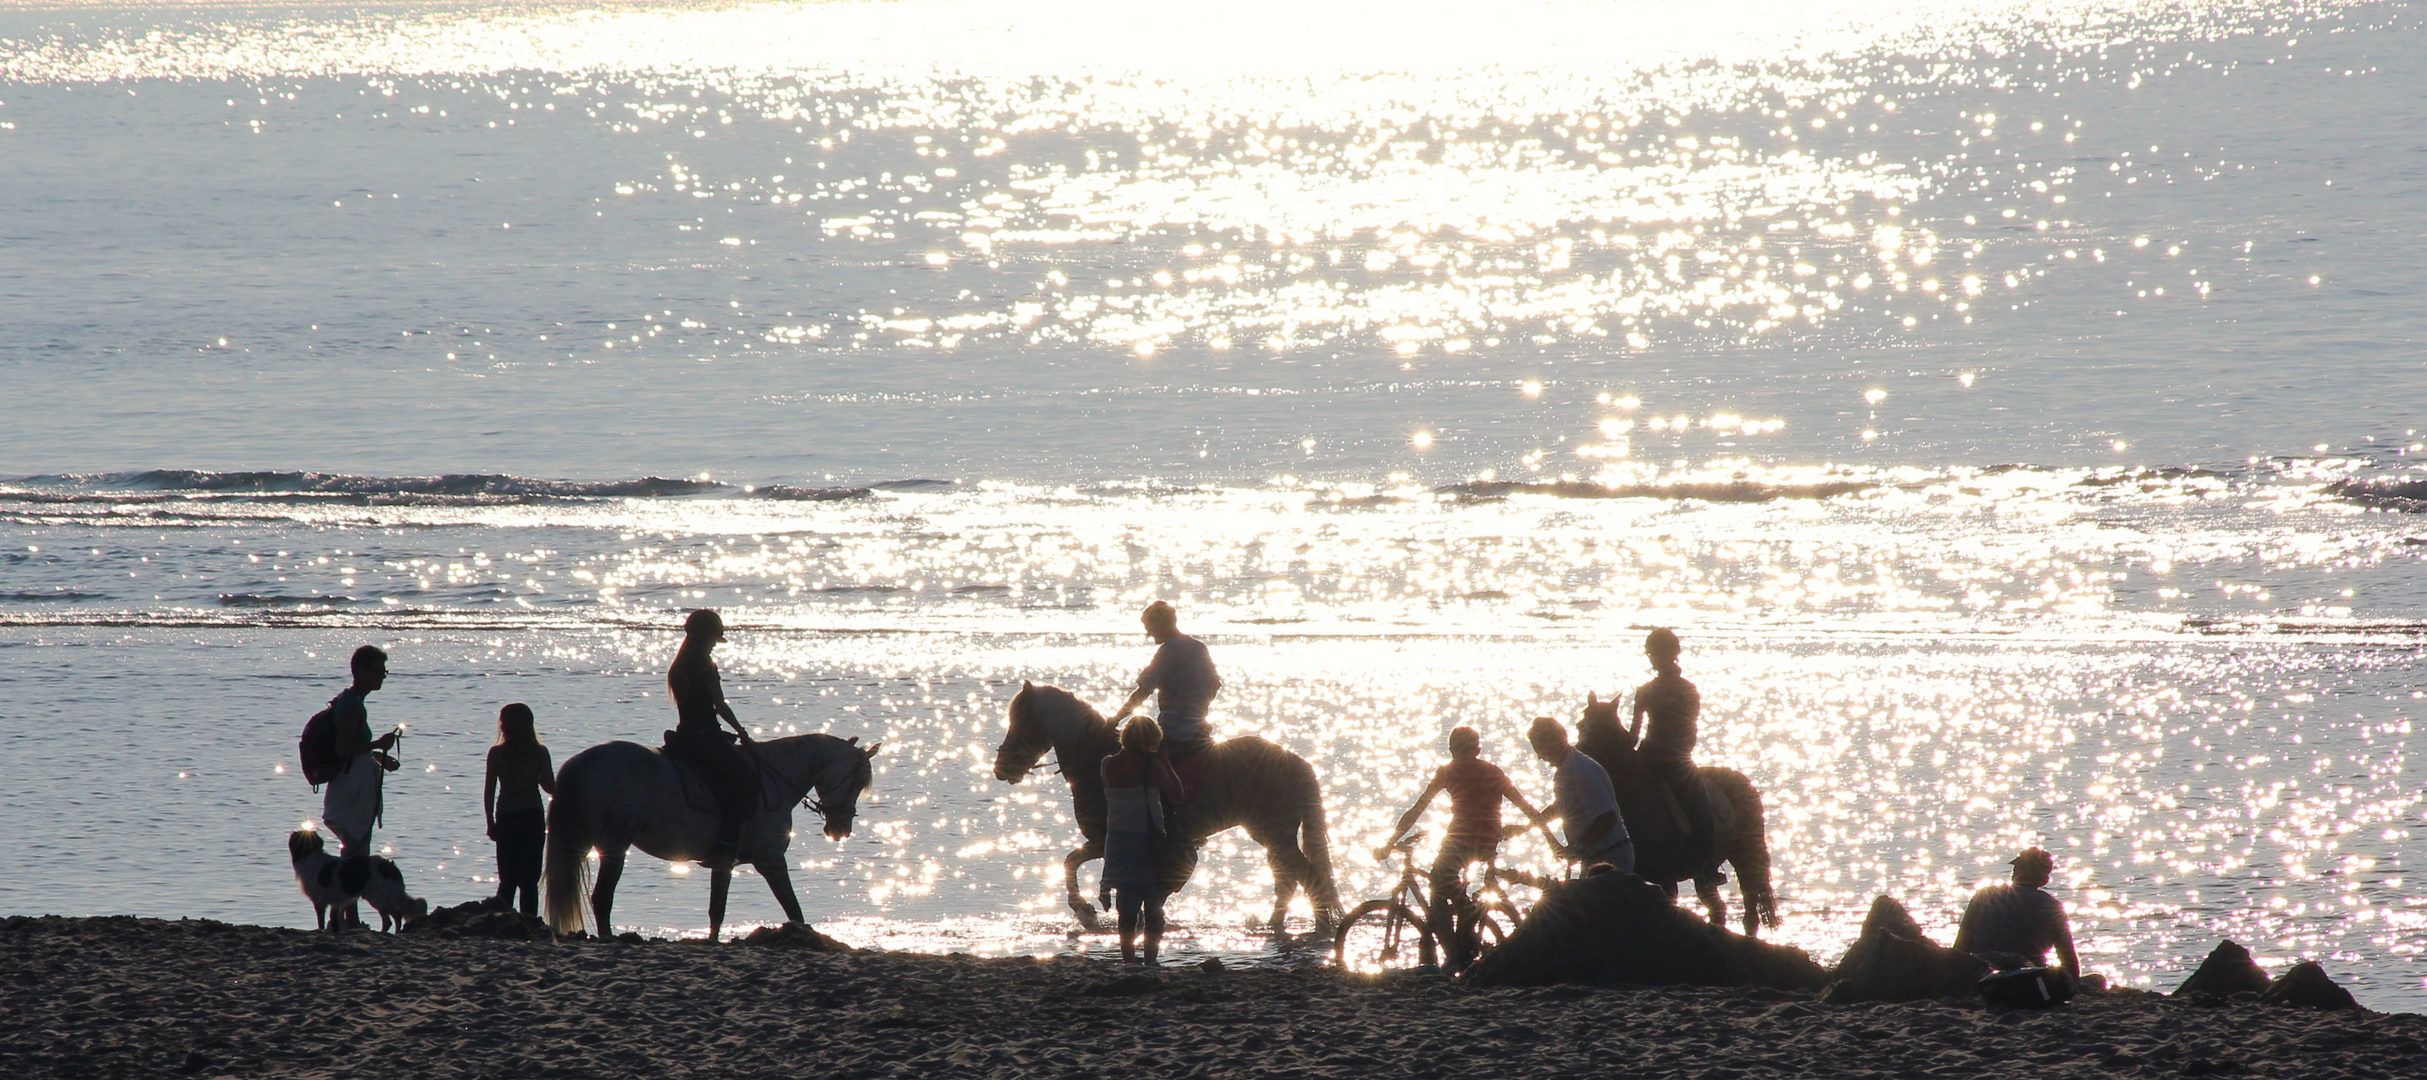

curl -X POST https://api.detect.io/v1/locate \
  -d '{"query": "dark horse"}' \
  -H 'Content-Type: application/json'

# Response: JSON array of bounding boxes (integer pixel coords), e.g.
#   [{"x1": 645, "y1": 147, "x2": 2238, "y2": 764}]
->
[
  {"x1": 1576, "y1": 694, "x2": 1780, "y2": 937},
  {"x1": 992, "y1": 682, "x2": 1341, "y2": 933},
  {"x1": 543, "y1": 733, "x2": 877, "y2": 941}
]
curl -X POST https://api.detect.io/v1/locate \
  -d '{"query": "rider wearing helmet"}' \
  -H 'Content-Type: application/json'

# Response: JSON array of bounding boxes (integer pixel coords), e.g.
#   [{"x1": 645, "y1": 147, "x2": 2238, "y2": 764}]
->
[
  {"x1": 665, "y1": 609, "x2": 761, "y2": 864},
  {"x1": 1631, "y1": 628, "x2": 1716, "y2": 873}
]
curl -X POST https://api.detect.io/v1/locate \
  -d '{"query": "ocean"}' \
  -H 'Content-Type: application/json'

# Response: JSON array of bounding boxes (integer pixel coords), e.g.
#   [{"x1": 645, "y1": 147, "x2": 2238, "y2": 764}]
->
[{"x1": 2, "y1": 0, "x2": 2423, "y2": 1007}]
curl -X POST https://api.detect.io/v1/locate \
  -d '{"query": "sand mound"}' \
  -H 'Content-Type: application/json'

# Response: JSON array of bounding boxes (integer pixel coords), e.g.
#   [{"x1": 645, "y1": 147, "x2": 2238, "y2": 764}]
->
[
  {"x1": 740, "y1": 922, "x2": 849, "y2": 951},
  {"x1": 1460, "y1": 871, "x2": 1825, "y2": 989},
  {"x1": 402, "y1": 899, "x2": 552, "y2": 940},
  {"x1": 2262, "y1": 962, "x2": 2361, "y2": 1011},
  {"x1": 1822, "y1": 896, "x2": 1989, "y2": 1004},
  {"x1": 2175, "y1": 939, "x2": 2272, "y2": 997}
]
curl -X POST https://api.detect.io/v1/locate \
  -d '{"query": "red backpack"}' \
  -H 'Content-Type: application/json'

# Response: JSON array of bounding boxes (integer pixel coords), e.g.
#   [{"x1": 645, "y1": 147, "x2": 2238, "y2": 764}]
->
[{"x1": 298, "y1": 695, "x2": 347, "y2": 790}]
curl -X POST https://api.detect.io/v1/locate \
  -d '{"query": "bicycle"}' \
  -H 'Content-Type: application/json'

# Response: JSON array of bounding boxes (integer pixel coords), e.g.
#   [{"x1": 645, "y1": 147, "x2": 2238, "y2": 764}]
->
[{"x1": 1333, "y1": 829, "x2": 1532, "y2": 974}]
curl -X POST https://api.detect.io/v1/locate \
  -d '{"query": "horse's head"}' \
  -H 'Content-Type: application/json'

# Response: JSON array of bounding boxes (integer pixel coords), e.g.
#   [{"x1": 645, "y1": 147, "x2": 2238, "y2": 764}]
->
[
  {"x1": 993, "y1": 681, "x2": 1053, "y2": 783},
  {"x1": 811, "y1": 736, "x2": 880, "y2": 841},
  {"x1": 1577, "y1": 691, "x2": 1634, "y2": 761}
]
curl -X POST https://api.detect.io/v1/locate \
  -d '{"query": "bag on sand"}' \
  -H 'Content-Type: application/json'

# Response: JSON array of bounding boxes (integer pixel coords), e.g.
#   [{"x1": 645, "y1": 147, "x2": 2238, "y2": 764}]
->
[
  {"x1": 1979, "y1": 965, "x2": 2075, "y2": 1008},
  {"x1": 299, "y1": 697, "x2": 344, "y2": 790}
]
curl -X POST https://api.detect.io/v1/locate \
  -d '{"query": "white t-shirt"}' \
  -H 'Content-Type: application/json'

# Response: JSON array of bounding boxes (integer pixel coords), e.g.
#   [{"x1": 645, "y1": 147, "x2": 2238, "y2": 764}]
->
[{"x1": 1553, "y1": 748, "x2": 1628, "y2": 857}]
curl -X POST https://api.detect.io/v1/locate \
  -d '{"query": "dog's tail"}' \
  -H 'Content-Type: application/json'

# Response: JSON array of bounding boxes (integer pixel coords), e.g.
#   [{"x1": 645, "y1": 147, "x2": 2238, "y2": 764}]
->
[{"x1": 543, "y1": 770, "x2": 593, "y2": 936}]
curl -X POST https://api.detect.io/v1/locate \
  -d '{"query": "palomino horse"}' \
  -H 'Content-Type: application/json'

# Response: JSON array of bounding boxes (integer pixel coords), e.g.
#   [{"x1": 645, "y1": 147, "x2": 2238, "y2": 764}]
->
[
  {"x1": 1576, "y1": 694, "x2": 1781, "y2": 937},
  {"x1": 992, "y1": 682, "x2": 1340, "y2": 933},
  {"x1": 543, "y1": 733, "x2": 877, "y2": 941}
]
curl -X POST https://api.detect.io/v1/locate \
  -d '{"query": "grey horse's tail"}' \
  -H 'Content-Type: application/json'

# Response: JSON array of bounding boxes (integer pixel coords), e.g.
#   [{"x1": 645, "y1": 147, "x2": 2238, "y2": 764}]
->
[
  {"x1": 1297, "y1": 761, "x2": 1341, "y2": 919},
  {"x1": 543, "y1": 766, "x2": 593, "y2": 935},
  {"x1": 1712, "y1": 768, "x2": 1780, "y2": 930}
]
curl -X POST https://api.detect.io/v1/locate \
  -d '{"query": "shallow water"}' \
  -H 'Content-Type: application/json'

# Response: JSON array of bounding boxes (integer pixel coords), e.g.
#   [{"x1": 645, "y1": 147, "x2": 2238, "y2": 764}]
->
[{"x1": 2, "y1": 0, "x2": 2424, "y2": 1007}]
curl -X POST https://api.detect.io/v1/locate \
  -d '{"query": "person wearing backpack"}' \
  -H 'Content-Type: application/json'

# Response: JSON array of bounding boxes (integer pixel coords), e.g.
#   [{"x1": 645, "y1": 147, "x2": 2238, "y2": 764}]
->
[{"x1": 320, "y1": 645, "x2": 401, "y2": 860}]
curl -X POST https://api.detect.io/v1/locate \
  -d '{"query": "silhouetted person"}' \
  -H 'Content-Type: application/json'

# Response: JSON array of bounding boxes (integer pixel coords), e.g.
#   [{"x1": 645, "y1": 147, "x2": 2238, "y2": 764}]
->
[
  {"x1": 1631, "y1": 628, "x2": 1716, "y2": 872},
  {"x1": 1381, "y1": 725, "x2": 1556, "y2": 969},
  {"x1": 1528, "y1": 716, "x2": 1634, "y2": 873},
  {"x1": 664, "y1": 609, "x2": 760, "y2": 864},
  {"x1": 1099, "y1": 717, "x2": 1186, "y2": 964},
  {"x1": 484, "y1": 703, "x2": 555, "y2": 918},
  {"x1": 323, "y1": 645, "x2": 401, "y2": 859},
  {"x1": 1109, "y1": 601, "x2": 1221, "y2": 805},
  {"x1": 1954, "y1": 847, "x2": 2085, "y2": 984}
]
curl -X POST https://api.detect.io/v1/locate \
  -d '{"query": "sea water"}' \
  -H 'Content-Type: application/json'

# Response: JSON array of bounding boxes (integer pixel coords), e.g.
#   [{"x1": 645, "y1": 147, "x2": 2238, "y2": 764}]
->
[{"x1": 1, "y1": 0, "x2": 2424, "y2": 1007}]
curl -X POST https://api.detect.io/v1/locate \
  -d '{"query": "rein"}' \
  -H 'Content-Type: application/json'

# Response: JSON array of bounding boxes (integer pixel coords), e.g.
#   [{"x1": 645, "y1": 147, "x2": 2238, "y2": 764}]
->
[{"x1": 739, "y1": 737, "x2": 831, "y2": 819}]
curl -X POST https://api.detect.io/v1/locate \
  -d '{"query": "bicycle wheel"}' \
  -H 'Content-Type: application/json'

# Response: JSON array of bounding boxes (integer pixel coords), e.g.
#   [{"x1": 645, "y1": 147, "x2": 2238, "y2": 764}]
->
[
  {"x1": 1467, "y1": 900, "x2": 1521, "y2": 960},
  {"x1": 1333, "y1": 899, "x2": 1436, "y2": 973}
]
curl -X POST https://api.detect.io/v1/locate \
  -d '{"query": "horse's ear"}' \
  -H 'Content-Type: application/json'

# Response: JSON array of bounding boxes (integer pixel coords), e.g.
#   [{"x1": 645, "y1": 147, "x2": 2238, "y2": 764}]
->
[
  {"x1": 864, "y1": 742, "x2": 882, "y2": 758},
  {"x1": 1588, "y1": 691, "x2": 1600, "y2": 705},
  {"x1": 1022, "y1": 679, "x2": 1032, "y2": 689},
  {"x1": 846, "y1": 735, "x2": 859, "y2": 744}
]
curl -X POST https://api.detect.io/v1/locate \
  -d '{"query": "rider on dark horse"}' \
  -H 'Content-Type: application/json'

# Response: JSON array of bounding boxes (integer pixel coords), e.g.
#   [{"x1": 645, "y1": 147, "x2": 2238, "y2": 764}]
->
[
  {"x1": 665, "y1": 609, "x2": 762, "y2": 864},
  {"x1": 1631, "y1": 628, "x2": 1717, "y2": 874},
  {"x1": 1107, "y1": 601, "x2": 1220, "y2": 823}
]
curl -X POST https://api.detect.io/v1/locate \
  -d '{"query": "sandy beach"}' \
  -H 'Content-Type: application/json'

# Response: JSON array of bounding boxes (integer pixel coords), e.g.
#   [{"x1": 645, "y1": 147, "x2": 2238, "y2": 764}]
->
[{"x1": 4, "y1": 915, "x2": 2419, "y2": 1079}]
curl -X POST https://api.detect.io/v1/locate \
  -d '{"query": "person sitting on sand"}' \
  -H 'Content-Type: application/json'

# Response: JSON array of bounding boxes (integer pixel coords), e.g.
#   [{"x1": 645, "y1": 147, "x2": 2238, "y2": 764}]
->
[
  {"x1": 1953, "y1": 847, "x2": 2084, "y2": 984},
  {"x1": 1630, "y1": 628, "x2": 1716, "y2": 873},
  {"x1": 1527, "y1": 716, "x2": 1634, "y2": 874},
  {"x1": 323, "y1": 645, "x2": 402, "y2": 860},
  {"x1": 484, "y1": 703, "x2": 555, "y2": 918},
  {"x1": 1379, "y1": 726, "x2": 1559, "y2": 968},
  {"x1": 1108, "y1": 601, "x2": 1221, "y2": 805},
  {"x1": 665, "y1": 609, "x2": 761, "y2": 864},
  {"x1": 1099, "y1": 717, "x2": 1186, "y2": 964}
]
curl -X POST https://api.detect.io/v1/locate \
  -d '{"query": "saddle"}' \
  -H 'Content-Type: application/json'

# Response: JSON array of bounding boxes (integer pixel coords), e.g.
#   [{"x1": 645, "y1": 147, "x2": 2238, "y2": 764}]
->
[
  {"x1": 660, "y1": 738, "x2": 725, "y2": 818},
  {"x1": 1657, "y1": 776, "x2": 1734, "y2": 834}
]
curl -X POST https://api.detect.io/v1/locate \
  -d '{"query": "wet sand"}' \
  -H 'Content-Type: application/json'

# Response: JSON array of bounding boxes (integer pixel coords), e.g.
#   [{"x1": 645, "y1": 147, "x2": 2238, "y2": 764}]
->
[{"x1": 4, "y1": 915, "x2": 2421, "y2": 1079}]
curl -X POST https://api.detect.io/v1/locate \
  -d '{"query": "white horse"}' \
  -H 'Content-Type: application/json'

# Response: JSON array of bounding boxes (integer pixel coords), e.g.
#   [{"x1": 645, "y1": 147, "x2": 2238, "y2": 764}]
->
[{"x1": 543, "y1": 733, "x2": 877, "y2": 941}]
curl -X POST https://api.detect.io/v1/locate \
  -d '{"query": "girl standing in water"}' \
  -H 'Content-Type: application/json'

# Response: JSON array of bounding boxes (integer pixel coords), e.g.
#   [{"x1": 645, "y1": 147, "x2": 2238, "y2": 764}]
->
[
  {"x1": 1099, "y1": 717, "x2": 1186, "y2": 964},
  {"x1": 484, "y1": 703, "x2": 555, "y2": 917}
]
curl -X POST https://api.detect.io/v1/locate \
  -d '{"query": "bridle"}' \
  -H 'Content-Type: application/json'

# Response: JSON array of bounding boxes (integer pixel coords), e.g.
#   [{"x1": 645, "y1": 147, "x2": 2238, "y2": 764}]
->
[{"x1": 741, "y1": 737, "x2": 854, "y2": 823}]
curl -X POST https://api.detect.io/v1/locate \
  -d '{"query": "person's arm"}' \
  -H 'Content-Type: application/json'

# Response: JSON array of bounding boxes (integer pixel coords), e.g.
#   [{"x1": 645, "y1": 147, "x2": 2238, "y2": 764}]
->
[
  {"x1": 483, "y1": 750, "x2": 501, "y2": 833},
  {"x1": 330, "y1": 701, "x2": 396, "y2": 757},
  {"x1": 1108, "y1": 684, "x2": 1152, "y2": 723},
  {"x1": 1951, "y1": 894, "x2": 1981, "y2": 954},
  {"x1": 1628, "y1": 694, "x2": 1647, "y2": 743},
  {"x1": 536, "y1": 749, "x2": 557, "y2": 796},
  {"x1": 2051, "y1": 902, "x2": 2082, "y2": 981},
  {"x1": 1565, "y1": 811, "x2": 1618, "y2": 858},
  {"x1": 1379, "y1": 778, "x2": 1446, "y2": 857}
]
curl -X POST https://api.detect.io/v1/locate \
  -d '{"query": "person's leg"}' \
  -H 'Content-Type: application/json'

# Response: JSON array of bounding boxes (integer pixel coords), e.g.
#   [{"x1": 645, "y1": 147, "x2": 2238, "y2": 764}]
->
[
  {"x1": 1115, "y1": 889, "x2": 1144, "y2": 963},
  {"x1": 1142, "y1": 893, "x2": 1167, "y2": 965},
  {"x1": 1426, "y1": 848, "x2": 1466, "y2": 963}
]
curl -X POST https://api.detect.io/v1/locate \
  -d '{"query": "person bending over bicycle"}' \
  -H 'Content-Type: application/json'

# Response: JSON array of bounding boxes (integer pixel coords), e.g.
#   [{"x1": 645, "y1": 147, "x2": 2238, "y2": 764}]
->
[{"x1": 1378, "y1": 726, "x2": 1559, "y2": 967}]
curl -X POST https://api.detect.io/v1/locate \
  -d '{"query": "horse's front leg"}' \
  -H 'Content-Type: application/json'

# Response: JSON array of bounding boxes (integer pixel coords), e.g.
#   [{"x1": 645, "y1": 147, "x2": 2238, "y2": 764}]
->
[
  {"x1": 757, "y1": 857, "x2": 807, "y2": 926},
  {"x1": 1064, "y1": 838, "x2": 1106, "y2": 932},
  {"x1": 591, "y1": 846, "x2": 628, "y2": 936},
  {"x1": 708, "y1": 865, "x2": 733, "y2": 943}
]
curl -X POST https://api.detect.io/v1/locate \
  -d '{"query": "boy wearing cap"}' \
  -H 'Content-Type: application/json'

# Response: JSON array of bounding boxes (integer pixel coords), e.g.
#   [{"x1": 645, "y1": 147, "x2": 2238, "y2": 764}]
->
[{"x1": 1954, "y1": 847, "x2": 2084, "y2": 983}]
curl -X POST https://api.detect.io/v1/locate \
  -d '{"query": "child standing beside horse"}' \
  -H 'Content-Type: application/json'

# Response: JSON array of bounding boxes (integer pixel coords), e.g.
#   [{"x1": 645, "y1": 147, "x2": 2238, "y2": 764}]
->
[{"x1": 1099, "y1": 717, "x2": 1186, "y2": 964}]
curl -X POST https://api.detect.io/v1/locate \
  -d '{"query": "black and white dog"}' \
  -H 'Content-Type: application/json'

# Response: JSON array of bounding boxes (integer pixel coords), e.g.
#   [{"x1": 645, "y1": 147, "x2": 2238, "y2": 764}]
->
[
  {"x1": 357, "y1": 856, "x2": 429, "y2": 931},
  {"x1": 288, "y1": 829, "x2": 428, "y2": 931}
]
